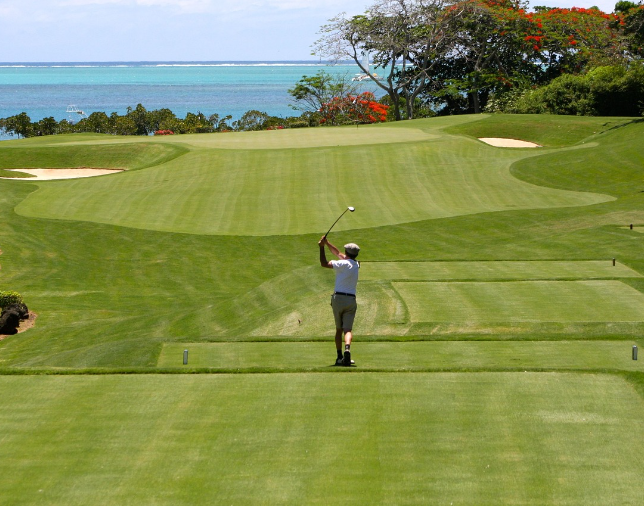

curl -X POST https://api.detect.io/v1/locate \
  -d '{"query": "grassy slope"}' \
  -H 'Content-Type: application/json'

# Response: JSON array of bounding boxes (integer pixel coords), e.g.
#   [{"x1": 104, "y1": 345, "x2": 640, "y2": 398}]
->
[
  {"x1": 1, "y1": 115, "x2": 644, "y2": 366},
  {"x1": 2, "y1": 115, "x2": 644, "y2": 505}
]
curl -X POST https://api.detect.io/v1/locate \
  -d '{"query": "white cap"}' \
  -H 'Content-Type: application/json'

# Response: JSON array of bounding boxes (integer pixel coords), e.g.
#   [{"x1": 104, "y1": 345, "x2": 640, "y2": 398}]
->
[{"x1": 344, "y1": 243, "x2": 360, "y2": 256}]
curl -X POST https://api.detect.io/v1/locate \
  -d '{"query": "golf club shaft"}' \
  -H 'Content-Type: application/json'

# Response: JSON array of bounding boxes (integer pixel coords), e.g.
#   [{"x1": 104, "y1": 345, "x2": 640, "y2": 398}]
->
[{"x1": 324, "y1": 209, "x2": 349, "y2": 238}]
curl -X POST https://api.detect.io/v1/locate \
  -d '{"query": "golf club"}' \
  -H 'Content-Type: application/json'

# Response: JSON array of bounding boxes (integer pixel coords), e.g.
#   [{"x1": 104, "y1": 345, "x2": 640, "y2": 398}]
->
[{"x1": 324, "y1": 206, "x2": 355, "y2": 238}]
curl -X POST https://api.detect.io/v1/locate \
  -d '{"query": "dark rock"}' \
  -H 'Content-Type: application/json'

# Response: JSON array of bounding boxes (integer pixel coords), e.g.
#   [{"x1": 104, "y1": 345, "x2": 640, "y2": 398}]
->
[
  {"x1": 0, "y1": 303, "x2": 29, "y2": 335},
  {"x1": 8, "y1": 302, "x2": 29, "y2": 319}
]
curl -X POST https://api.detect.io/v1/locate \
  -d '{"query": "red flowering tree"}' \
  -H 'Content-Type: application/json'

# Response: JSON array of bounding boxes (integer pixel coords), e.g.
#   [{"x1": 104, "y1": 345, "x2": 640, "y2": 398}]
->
[
  {"x1": 319, "y1": 92, "x2": 389, "y2": 125},
  {"x1": 616, "y1": 1, "x2": 644, "y2": 58},
  {"x1": 522, "y1": 6, "x2": 627, "y2": 76},
  {"x1": 425, "y1": 0, "x2": 630, "y2": 113}
]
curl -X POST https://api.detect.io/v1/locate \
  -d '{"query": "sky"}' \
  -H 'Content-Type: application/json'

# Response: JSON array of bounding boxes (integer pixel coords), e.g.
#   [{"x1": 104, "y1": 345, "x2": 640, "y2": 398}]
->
[{"x1": 0, "y1": 0, "x2": 621, "y2": 62}]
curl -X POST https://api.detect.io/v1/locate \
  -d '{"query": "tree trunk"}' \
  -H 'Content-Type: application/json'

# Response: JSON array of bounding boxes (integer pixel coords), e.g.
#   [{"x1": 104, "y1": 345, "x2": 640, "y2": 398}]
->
[{"x1": 471, "y1": 92, "x2": 480, "y2": 114}]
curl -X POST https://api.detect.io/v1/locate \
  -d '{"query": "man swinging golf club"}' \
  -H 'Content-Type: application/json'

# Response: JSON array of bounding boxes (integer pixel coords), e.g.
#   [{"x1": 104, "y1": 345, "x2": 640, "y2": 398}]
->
[{"x1": 319, "y1": 235, "x2": 360, "y2": 366}]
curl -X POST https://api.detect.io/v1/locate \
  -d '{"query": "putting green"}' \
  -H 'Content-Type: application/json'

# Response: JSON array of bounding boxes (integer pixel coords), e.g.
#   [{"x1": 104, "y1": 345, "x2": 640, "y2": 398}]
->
[
  {"x1": 38, "y1": 124, "x2": 438, "y2": 150},
  {"x1": 1, "y1": 373, "x2": 643, "y2": 505},
  {"x1": 10, "y1": 121, "x2": 612, "y2": 236},
  {"x1": 394, "y1": 280, "x2": 644, "y2": 323},
  {"x1": 361, "y1": 260, "x2": 641, "y2": 281},
  {"x1": 154, "y1": 125, "x2": 440, "y2": 149},
  {"x1": 158, "y1": 341, "x2": 642, "y2": 371}
]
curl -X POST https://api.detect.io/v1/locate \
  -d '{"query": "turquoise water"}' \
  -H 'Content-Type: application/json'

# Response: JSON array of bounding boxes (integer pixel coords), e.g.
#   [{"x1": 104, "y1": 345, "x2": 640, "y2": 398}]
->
[{"x1": 0, "y1": 61, "x2": 381, "y2": 125}]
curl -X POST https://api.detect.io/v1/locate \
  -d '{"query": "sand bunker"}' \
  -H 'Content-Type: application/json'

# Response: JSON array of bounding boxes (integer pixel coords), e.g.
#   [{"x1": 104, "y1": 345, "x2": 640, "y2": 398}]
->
[
  {"x1": 479, "y1": 138, "x2": 541, "y2": 148},
  {"x1": 2, "y1": 168, "x2": 124, "y2": 180}
]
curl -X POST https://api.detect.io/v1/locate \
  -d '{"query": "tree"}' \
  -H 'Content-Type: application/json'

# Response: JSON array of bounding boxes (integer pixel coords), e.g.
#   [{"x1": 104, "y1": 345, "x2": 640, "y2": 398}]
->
[
  {"x1": 208, "y1": 113, "x2": 233, "y2": 132},
  {"x1": 178, "y1": 112, "x2": 214, "y2": 134},
  {"x1": 1, "y1": 112, "x2": 34, "y2": 138},
  {"x1": 80, "y1": 112, "x2": 110, "y2": 133},
  {"x1": 110, "y1": 113, "x2": 137, "y2": 136},
  {"x1": 126, "y1": 104, "x2": 152, "y2": 135},
  {"x1": 288, "y1": 70, "x2": 363, "y2": 114},
  {"x1": 314, "y1": 0, "x2": 467, "y2": 120},
  {"x1": 616, "y1": 1, "x2": 644, "y2": 58},
  {"x1": 423, "y1": 0, "x2": 631, "y2": 113},
  {"x1": 147, "y1": 108, "x2": 180, "y2": 133},
  {"x1": 439, "y1": 0, "x2": 534, "y2": 113},
  {"x1": 232, "y1": 110, "x2": 272, "y2": 131},
  {"x1": 35, "y1": 117, "x2": 58, "y2": 136}
]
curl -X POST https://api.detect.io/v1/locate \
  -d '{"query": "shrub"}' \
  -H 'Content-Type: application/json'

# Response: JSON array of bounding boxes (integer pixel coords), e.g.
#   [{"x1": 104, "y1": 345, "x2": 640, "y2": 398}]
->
[
  {"x1": 486, "y1": 64, "x2": 644, "y2": 116},
  {"x1": 286, "y1": 120, "x2": 310, "y2": 129},
  {"x1": 0, "y1": 291, "x2": 23, "y2": 309}
]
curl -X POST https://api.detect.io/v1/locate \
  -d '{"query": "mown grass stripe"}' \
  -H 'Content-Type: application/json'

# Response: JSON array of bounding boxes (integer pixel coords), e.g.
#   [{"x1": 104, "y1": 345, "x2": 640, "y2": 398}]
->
[
  {"x1": 1, "y1": 373, "x2": 643, "y2": 505},
  {"x1": 394, "y1": 280, "x2": 644, "y2": 323},
  {"x1": 361, "y1": 260, "x2": 640, "y2": 281}
]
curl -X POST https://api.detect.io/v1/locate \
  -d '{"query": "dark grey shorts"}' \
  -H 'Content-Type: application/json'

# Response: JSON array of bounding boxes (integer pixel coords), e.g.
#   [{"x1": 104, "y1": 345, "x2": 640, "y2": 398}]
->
[{"x1": 331, "y1": 293, "x2": 357, "y2": 330}]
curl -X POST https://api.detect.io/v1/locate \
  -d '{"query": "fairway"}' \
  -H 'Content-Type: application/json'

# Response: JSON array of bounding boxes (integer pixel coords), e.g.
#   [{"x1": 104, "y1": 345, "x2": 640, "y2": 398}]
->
[
  {"x1": 361, "y1": 260, "x2": 641, "y2": 281},
  {"x1": 158, "y1": 341, "x2": 642, "y2": 371},
  {"x1": 394, "y1": 280, "x2": 644, "y2": 322},
  {"x1": 9, "y1": 120, "x2": 612, "y2": 236},
  {"x1": 1, "y1": 373, "x2": 644, "y2": 505}
]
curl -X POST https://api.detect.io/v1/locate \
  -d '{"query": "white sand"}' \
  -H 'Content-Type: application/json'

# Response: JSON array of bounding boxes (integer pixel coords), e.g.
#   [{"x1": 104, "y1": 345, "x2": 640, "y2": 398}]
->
[
  {"x1": 2, "y1": 168, "x2": 124, "y2": 180},
  {"x1": 479, "y1": 138, "x2": 541, "y2": 148}
]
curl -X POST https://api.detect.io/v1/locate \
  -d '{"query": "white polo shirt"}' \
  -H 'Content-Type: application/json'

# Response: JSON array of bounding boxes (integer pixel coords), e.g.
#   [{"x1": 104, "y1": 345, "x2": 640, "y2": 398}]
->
[{"x1": 331, "y1": 259, "x2": 359, "y2": 295}]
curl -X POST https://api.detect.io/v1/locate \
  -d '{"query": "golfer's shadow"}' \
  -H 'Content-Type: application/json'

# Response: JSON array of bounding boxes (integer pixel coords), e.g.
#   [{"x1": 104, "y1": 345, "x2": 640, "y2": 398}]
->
[{"x1": 329, "y1": 361, "x2": 356, "y2": 368}]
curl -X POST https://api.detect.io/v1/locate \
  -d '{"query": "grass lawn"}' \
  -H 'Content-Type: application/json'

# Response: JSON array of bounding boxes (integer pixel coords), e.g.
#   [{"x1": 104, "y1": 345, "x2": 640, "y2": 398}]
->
[
  {"x1": 158, "y1": 341, "x2": 642, "y2": 371},
  {"x1": 9, "y1": 120, "x2": 611, "y2": 236},
  {"x1": 1, "y1": 373, "x2": 644, "y2": 506},
  {"x1": 394, "y1": 280, "x2": 644, "y2": 323},
  {"x1": 361, "y1": 260, "x2": 641, "y2": 281},
  {"x1": 2, "y1": 114, "x2": 644, "y2": 504}
]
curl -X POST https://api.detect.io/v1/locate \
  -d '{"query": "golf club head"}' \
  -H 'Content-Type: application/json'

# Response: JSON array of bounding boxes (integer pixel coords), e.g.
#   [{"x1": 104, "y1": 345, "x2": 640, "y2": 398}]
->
[{"x1": 348, "y1": 206, "x2": 355, "y2": 212}]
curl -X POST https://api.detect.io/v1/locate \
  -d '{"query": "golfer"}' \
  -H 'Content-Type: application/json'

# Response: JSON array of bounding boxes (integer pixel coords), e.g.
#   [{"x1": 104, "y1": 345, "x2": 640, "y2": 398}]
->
[{"x1": 319, "y1": 236, "x2": 360, "y2": 366}]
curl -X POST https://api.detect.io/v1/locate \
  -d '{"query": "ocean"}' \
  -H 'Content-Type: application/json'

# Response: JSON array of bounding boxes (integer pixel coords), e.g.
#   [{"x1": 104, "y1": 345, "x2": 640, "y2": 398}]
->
[{"x1": 0, "y1": 61, "x2": 382, "y2": 138}]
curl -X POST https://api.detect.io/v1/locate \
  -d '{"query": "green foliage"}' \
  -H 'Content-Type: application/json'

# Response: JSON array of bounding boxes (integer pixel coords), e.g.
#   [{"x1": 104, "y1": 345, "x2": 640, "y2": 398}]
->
[
  {"x1": 0, "y1": 104, "x2": 281, "y2": 138},
  {"x1": 487, "y1": 64, "x2": 644, "y2": 116},
  {"x1": 587, "y1": 64, "x2": 644, "y2": 115},
  {"x1": 288, "y1": 70, "x2": 363, "y2": 113},
  {"x1": 232, "y1": 110, "x2": 273, "y2": 131},
  {"x1": 379, "y1": 95, "x2": 435, "y2": 120},
  {"x1": 0, "y1": 291, "x2": 23, "y2": 309}
]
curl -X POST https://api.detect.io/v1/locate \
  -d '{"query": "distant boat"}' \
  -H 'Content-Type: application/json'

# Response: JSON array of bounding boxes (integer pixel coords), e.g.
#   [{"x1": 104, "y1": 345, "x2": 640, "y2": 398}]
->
[
  {"x1": 66, "y1": 105, "x2": 87, "y2": 121},
  {"x1": 352, "y1": 52, "x2": 381, "y2": 82},
  {"x1": 352, "y1": 73, "x2": 381, "y2": 82}
]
